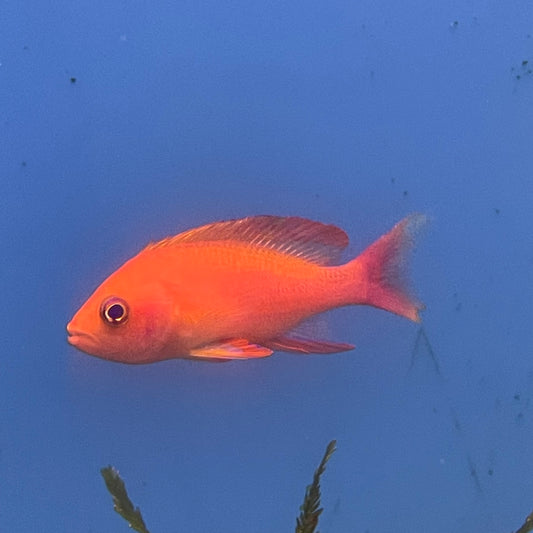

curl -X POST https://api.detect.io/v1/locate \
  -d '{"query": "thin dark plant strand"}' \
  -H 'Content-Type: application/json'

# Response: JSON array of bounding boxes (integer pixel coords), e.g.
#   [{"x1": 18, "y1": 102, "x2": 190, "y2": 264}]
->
[
  {"x1": 296, "y1": 440, "x2": 337, "y2": 533},
  {"x1": 515, "y1": 510, "x2": 533, "y2": 533},
  {"x1": 101, "y1": 466, "x2": 150, "y2": 533}
]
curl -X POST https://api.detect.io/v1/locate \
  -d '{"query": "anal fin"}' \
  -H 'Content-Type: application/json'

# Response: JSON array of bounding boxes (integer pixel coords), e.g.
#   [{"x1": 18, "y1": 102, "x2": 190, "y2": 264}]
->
[
  {"x1": 265, "y1": 336, "x2": 354, "y2": 354},
  {"x1": 189, "y1": 339, "x2": 273, "y2": 360}
]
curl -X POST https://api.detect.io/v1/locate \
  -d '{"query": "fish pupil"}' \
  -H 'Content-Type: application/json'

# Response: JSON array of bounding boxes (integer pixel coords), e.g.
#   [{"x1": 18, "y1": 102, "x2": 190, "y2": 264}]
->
[
  {"x1": 108, "y1": 304, "x2": 124, "y2": 320},
  {"x1": 101, "y1": 297, "x2": 129, "y2": 325}
]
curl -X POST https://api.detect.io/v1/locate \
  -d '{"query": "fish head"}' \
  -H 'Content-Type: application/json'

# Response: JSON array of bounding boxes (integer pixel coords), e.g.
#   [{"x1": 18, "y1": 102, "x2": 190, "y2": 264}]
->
[{"x1": 67, "y1": 265, "x2": 176, "y2": 364}]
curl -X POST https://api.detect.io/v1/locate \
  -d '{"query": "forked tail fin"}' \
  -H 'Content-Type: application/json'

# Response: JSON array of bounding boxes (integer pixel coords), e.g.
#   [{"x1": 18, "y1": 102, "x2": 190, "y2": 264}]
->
[{"x1": 350, "y1": 213, "x2": 427, "y2": 322}]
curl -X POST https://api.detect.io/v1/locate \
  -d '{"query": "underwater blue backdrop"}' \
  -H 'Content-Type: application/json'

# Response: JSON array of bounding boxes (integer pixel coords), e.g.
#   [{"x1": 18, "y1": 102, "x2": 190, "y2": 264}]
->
[{"x1": 2, "y1": 1, "x2": 533, "y2": 531}]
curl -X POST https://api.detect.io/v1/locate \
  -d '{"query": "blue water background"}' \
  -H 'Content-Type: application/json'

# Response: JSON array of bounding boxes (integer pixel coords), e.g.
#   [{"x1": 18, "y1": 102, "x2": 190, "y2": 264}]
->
[{"x1": 2, "y1": 2, "x2": 533, "y2": 532}]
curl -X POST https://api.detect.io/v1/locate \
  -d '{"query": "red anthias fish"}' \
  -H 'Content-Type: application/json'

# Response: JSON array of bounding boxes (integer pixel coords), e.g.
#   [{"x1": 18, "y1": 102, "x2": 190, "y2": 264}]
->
[{"x1": 67, "y1": 214, "x2": 425, "y2": 363}]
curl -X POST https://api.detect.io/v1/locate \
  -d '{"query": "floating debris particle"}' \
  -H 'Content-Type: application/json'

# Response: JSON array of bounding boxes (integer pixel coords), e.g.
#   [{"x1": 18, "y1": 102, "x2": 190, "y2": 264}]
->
[
  {"x1": 467, "y1": 454, "x2": 483, "y2": 493},
  {"x1": 512, "y1": 58, "x2": 532, "y2": 81}
]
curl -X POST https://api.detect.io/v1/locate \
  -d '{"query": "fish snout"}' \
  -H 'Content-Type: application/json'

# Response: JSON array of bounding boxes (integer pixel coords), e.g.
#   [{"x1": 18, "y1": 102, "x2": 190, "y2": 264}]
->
[
  {"x1": 66, "y1": 321, "x2": 93, "y2": 349},
  {"x1": 66, "y1": 321, "x2": 79, "y2": 347}
]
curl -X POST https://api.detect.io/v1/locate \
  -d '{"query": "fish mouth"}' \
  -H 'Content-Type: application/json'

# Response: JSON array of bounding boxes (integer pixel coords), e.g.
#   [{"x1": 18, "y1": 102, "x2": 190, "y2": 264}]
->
[{"x1": 66, "y1": 322, "x2": 97, "y2": 350}]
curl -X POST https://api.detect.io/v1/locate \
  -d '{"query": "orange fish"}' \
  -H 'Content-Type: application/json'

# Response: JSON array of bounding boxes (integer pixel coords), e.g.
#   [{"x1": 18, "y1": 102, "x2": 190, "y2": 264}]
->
[{"x1": 67, "y1": 214, "x2": 425, "y2": 363}]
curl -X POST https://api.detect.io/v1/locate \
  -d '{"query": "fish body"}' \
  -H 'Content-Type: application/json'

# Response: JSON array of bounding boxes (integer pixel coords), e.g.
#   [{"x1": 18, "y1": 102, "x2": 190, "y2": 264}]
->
[{"x1": 67, "y1": 214, "x2": 425, "y2": 363}]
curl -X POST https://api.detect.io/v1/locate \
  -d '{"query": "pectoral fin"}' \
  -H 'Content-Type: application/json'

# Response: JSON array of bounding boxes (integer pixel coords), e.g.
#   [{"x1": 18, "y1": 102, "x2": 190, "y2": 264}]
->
[{"x1": 189, "y1": 339, "x2": 273, "y2": 360}]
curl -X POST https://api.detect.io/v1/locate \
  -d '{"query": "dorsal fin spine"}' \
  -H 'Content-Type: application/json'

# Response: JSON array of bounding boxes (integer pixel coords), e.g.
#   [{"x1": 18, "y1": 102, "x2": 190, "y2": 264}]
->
[{"x1": 144, "y1": 215, "x2": 349, "y2": 266}]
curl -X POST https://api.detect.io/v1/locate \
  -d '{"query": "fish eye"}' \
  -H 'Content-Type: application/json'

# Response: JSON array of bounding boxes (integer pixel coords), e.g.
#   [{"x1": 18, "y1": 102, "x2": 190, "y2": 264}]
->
[{"x1": 101, "y1": 297, "x2": 129, "y2": 325}]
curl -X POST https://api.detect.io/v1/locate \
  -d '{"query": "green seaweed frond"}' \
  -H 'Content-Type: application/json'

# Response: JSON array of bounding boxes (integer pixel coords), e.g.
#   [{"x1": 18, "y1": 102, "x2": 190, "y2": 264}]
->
[
  {"x1": 515, "y1": 509, "x2": 533, "y2": 533},
  {"x1": 100, "y1": 466, "x2": 150, "y2": 533},
  {"x1": 295, "y1": 439, "x2": 337, "y2": 533}
]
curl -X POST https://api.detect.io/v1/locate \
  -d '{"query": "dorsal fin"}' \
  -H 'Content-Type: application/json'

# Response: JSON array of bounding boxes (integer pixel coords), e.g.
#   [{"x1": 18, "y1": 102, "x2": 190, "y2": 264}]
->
[{"x1": 145, "y1": 215, "x2": 349, "y2": 265}]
